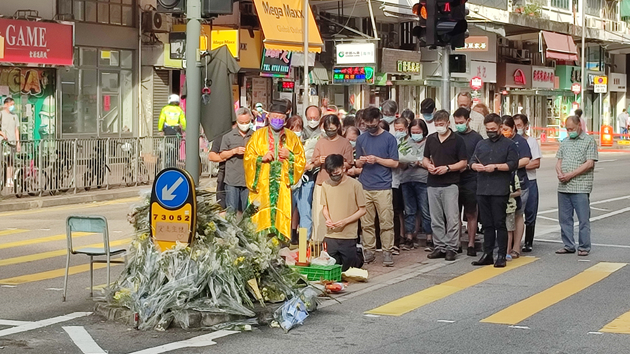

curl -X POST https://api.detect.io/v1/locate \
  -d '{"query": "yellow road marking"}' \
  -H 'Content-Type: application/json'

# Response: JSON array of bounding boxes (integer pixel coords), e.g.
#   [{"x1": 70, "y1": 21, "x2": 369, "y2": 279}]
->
[
  {"x1": 601, "y1": 311, "x2": 630, "y2": 334},
  {"x1": 481, "y1": 262, "x2": 626, "y2": 325},
  {"x1": 0, "y1": 258, "x2": 125, "y2": 285},
  {"x1": 0, "y1": 229, "x2": 28, "y2": 237},
  {"x1": 0, "y1": 197, "x2": 140, "y2": 217},
  {"x1": 0, "y1": 238, "x2": 131, "y2": 267},
  {"x1": 366, "y1": 257, "x2": 538, "y2": 316},
  {"x1": 0, "y1": 232, "x2": 92, "y2": 250}
]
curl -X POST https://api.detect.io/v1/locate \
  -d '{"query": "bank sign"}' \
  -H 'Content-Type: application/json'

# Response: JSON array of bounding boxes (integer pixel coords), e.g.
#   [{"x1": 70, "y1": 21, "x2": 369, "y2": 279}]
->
[
  {"x1": 0, "y1": 19, "x2": 74, "y2": 66},
  {"x1": 336, "y1": 43, "x2": 376, "y2": 65}
]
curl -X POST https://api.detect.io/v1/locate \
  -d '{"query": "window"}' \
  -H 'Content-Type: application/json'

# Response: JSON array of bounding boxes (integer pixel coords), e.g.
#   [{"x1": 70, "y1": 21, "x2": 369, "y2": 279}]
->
[
  {"x1": 550, "y1": 0, "x2": 570, "y2": 10},
  {"x1": 58, "y1": 0, "x2": 135, "y2": 27}
]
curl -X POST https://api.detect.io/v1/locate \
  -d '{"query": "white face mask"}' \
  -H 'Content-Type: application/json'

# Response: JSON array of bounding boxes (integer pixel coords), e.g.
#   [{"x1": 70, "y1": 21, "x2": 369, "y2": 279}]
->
[
  {"x1": 237, "y1": 123, "x2": 251, "y2": 132},
  {"x1": 294, "y1": 131, "x2": 302, "y2": 138},
  {"x1": 436, "y1": 126, "x2": 448, "y2": 135},
  {"x1": 307, "y1": 120, "x2": 320, "y2": 129}
]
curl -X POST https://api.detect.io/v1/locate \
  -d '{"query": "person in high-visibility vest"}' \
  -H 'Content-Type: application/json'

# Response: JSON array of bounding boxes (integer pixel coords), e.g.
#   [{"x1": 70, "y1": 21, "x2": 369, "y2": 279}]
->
[{"x1": 158, "y1": 94, "x2": 187, "y2": 136}]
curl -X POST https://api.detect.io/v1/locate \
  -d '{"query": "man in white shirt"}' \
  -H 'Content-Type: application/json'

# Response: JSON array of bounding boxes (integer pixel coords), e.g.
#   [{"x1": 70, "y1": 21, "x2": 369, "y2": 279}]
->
[
  {"x1": 617, "y1": 109, "x2": 629, "y2": 140},
  {"x1": 514, "y1": 114, "x2": 541, "y2": 252},
  {"x1": 0, "y1": 97, "x2": 20, "y2": 187}
]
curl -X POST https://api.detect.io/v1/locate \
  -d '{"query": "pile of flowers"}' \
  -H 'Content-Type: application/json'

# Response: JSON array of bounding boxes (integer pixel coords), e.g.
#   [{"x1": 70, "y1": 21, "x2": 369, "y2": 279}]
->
[{"x1": 107, "y1": 190, "x2": 312, "y2": 330}]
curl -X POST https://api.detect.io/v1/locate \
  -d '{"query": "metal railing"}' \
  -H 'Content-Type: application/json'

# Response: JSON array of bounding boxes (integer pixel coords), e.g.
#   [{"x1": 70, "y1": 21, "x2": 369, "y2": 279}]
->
[{"x1": 0, "y1": 136, "x2": 193, "y2": 198}]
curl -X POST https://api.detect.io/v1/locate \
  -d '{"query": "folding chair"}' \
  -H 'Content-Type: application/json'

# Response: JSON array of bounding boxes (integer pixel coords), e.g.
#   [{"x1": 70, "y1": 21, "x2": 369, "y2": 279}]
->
[{"x1": 63, "y1": 215, "x2": 126, "y2": 301}]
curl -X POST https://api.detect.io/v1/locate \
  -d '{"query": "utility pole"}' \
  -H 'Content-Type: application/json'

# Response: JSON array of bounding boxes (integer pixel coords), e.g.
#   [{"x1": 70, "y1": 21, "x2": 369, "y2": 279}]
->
[
  {"x1": 580, "y1": 0, "x2": 586, "y2": 128},
  {"x1": 441, "y1": 46, "x2": 450, "y2": 112},
  {"x1": 303, "y1": 0, "x2": 309, "y2": 114},
  {"x1": 185, "y1": 0, "x2": 201, "y2": 184}
]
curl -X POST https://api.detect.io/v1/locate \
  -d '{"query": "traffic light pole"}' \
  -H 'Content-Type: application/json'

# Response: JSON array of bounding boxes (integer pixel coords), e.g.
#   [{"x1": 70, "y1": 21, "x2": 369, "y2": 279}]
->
[
  {"x1": 441, "y1": 46, "x2": 451, "y2": 112},
  {"x1": 185, "y1": 0, "x2": 201, "y2": 184}
]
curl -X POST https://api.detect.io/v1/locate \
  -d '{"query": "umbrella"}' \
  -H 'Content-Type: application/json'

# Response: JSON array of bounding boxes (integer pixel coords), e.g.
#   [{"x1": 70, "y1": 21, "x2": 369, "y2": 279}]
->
[{"x1": 199, "y1": 45, "x2": 241, "y2": 142}]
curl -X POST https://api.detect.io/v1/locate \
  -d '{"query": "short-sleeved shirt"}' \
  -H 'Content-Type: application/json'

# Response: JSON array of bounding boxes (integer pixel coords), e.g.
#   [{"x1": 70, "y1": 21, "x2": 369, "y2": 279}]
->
[
  {"x1": 220, "y1": 128, "x2": 253, "y2": 187},
  {"x1": 512, "y1": 133, "x2": 532, "y2": 187},
  {"x1": 0, "y1": 110, "x2": 18, "y2": 143},
  {"x1": 556, "y1": 132, "x2": 598, "y2": 193},
  {"x1": 456, "y1": 129, "x2": 483, "y2": 184},
  {"x1": 423, "y1": 130, "x2": 468, "y2": 187},
  {"x1": 321, "y1": 177, "x2": 366, "y2": 240},
  {"x1": 312, "y1": 136, "x2": 354, "y2": 185},
  {"x1": 526, "y1": 136, "x2": 542, "y2": 181},
  {"x1": 355, "y1": 130, "x2": 399, "y2": 191}
]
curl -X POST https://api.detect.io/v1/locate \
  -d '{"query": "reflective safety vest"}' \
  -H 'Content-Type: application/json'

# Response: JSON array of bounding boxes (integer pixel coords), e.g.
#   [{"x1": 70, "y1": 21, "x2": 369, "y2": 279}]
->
[{"x1": 158, "y1": 105, "x2": 186, "y2": 131}]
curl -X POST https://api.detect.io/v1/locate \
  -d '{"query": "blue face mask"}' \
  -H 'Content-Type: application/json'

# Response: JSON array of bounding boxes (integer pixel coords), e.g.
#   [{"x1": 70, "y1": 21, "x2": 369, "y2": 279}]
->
[
  {"x1": 395, "y1": 131, "x2": 407, "y2": 140},
  {"x1": 411, "y1": 133, "x2": 424, "y2": 142},
  {"x1": 383, "y1": 116, "x2": 395, "y2": 124},
  {"x1": 8, "y1": 105, "x2": 15, "y2": 113},
  {"x1": 423, "y1": 113, "x2": 434, "y2": 122}
]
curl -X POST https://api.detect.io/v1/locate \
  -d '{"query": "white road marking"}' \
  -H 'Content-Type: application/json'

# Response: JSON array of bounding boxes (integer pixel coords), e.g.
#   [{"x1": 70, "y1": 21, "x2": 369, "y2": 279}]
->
[
  {"x1": 437, "y1": 320, "x2": 455, "y2": 323},
  {"x1": 536, "y1": 206, "x2": 630, "y2": 238},
  {"x1": 127, "y1": 330, "x2": 238, "y2": 354},
  {"x1": 598, "y1": 159, "x2": 617, "y2": 162},
  {"x1": 0, "y1": 285, "x2": 16, "y2": 288},
  {"x1": 364, "y1": 314, "x2": 380, "y2": 318},
  {"x1": 537, "y1": 195, "x2": 630, "y2": 215},
  {"x1": 0, "y1": 320, "x2": 32, "y2": 326},
  {"x1": 0, "y1": 312, "x2": 91, "y2": 337},
  {"x1": 588, "y1": 331, "x2": 603, "y2": 335},
  {"x1": 45, "y1": 288, "x2": 63, "y2": 291},
  {"x1": 537, "y1": 238, "x2": 630, "y2": 249},
  {"x1": 509, "y1": 325, "x2": 530, "y2": 330},
  {"x1": 537, "y1": 215, "x2": 558, "y2": 222},
  {"x1": 591, "y1": 207, "x2": 610, "y2": 212},
  {"x1": 63, "y1": 326, "x2": 106, "y2": 354}
]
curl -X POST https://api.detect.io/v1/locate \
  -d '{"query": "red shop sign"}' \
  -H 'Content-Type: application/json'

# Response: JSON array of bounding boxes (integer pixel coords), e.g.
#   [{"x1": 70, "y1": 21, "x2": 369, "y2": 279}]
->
[
  {"x1": 0, "y1": 19, "x2": 74, "y2": 66},
  {"x1": 513, "y1": 69, "x2": 527, "y2": 86}
]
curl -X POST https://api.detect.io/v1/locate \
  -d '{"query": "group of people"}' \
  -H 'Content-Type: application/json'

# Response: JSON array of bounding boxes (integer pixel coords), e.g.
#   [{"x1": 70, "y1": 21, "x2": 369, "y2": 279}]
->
[{"x1": 209, "y1": 93, "x2": 598, "y2": 270}]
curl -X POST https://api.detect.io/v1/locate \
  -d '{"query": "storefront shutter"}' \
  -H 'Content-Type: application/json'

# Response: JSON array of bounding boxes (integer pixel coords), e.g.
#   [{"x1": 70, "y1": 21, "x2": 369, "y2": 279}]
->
[{"x1": 152, "y1": 69, "x2": 171, "y2": 135}]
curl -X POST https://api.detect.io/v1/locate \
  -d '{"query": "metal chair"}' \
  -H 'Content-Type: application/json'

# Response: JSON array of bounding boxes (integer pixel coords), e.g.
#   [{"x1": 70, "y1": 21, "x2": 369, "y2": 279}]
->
[{"x1": 63, "y1": 215, "x2": 126, "y2": 301}]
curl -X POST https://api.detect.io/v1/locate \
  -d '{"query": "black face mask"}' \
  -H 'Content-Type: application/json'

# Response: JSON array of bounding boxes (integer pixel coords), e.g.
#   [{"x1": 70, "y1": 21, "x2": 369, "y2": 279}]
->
[
  {"x1": 366, "y1": 125, "x2": 379, "y2": 134},
  {"x1": 325, "y1": 130, "x2": 337, "y2": 138},
  {"x1": 487, "y1": 131, "x2": 501, "y2": 141},
  {"x1": 330, "y1": 174, "x2": 343, "y2": 182}
]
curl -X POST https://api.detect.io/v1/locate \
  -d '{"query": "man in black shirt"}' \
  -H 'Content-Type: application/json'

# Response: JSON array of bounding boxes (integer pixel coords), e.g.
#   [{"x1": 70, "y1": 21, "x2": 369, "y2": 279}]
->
[
  {"x1": 423, "y1": 110, "x2": 468, "y2": 261},
  {"x1": 470, "y1": 114, "x2": 519, "y2": 268},
  {"x1": 454, "y1": 108, "x2": 484, "y2": 257}
]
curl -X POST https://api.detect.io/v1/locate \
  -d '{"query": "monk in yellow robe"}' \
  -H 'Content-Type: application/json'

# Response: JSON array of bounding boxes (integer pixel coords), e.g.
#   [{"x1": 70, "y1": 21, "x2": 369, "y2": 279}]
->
[{"x1": 244, "y1": 100, "x2": 306, "y2": 242}]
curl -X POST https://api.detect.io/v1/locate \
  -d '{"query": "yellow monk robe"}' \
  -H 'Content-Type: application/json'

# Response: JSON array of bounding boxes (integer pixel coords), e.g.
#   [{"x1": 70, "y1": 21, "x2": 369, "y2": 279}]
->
[{"x1": 244, "y1": 126, "x2": 306, "y2": 241}]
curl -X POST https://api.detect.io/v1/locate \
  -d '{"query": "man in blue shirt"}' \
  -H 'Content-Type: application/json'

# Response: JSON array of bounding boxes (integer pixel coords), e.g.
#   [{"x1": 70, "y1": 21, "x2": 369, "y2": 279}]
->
[{"x1": 355, "y1": 107, "x2": 399, "y2": 267}]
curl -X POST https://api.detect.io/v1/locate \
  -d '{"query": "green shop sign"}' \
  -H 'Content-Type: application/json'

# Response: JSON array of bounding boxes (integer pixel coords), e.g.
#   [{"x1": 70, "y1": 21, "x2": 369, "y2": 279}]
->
[{"x1": 555, "y1": 65, "x2": 581, "y2": 90}]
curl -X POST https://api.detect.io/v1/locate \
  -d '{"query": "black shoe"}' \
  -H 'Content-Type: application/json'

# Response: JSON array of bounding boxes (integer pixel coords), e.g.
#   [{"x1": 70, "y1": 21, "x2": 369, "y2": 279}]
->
[
  {"x1": 494, "y1": 255, "x2": 507, "y2": 268},
  {"x1": 427, "y1": 249, "x2": 446, "y2": 259},
  {"x1": 522, "y1": 223, "x2": 535, "y2": 253},
  {"x1": 466, "y1": 245, "x2": 477, "y2": 257},
  {"x1": 457, "y1": 246, "x2": 463, "y2": 254},
  {"x1": 471, "y1": 253, "x2": 494, "y2": 266},
  {"x1": 445, "y1": 250, "x2": 457, "y2": 261}
]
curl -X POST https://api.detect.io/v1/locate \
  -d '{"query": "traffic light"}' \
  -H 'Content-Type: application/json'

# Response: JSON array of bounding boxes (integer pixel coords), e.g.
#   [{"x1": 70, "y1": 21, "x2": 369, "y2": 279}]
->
[{"x1": 413, "y1": 0, "x2": 469, "y2": 49}]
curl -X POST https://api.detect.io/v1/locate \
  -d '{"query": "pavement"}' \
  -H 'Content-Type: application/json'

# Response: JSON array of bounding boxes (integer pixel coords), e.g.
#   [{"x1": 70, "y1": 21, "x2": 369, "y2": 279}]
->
[{"x1": 1, "y1": 152, "x2": 630, "y2": 353}]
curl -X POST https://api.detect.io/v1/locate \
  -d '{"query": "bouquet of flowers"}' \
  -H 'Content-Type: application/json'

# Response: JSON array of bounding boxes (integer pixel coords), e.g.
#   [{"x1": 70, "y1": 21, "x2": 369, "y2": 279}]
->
[
  {"x1": 108, "y1": 190, "x2": 314, "y2": 330},
  {"x1": 397, "y1": 137, "x2": 418, "y2": 164}
]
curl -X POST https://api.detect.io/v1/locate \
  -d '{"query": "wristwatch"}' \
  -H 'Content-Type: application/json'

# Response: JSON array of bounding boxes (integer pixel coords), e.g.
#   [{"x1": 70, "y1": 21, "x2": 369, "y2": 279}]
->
[{"x1": 446, "y1": 165, "x2": 451, "y2": 172}]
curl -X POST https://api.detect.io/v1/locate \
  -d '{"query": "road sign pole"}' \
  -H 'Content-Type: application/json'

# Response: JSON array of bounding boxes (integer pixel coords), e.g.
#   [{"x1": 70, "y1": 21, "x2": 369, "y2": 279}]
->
[
  {"x1": 185, "y1": 0, "x2": 201, "y2": 184},
  {"x1": 441, "y1": 46, "x2": 451, "y2": 112}
]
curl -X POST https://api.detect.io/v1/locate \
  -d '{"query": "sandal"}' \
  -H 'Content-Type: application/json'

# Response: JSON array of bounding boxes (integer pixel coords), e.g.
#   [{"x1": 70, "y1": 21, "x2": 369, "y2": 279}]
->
[
  {"x1": 510, "y1": 250, "x2": 520, "y2": 259},
  {"x1": 578, "y1": 250, "x2": 589, "y2": 256},
  {"x1": 555, "y1": 248, "x2": 576, "y2": 254}
]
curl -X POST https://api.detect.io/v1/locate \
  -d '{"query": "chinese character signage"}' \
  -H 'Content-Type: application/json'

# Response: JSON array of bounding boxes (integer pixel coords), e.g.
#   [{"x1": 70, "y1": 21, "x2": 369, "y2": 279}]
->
[
  {"x1": 0, "y1": 18, "x2": 74, "y2": 66},
  {"x1": 333, "y1": 66, "x2": 375, "y2": 84},
  {"x1": 336, "y1": 43, "x2": 376, "y2": 65},
  {"x1": 609, "y1": 73, "x2": 626, "y2": 92},
  {"x1": 531, "y1": 66, "x2": 555, "y2": 89},
  {"x1": 456, "y1": 36, "x2": 488, "y2": 52},
  {"x1": 397, "y1": 60, "x2": 420, "y2": 73},
  {"x1": 261, "y1": 49, "x2": 292, "y2": 77}
]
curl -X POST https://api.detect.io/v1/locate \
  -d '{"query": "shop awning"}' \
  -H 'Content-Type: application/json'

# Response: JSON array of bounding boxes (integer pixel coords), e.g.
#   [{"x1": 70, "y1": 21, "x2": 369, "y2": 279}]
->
[
  {"x1": 622, "y1": 0, "x2": 630, "y2": 21},
  {"x1": 253, "y1": 0, "x2": 323, "y2": 53},
  {"x1": 309, "y1": 62, "x2": 330, "y2": 85},
  {"x1": 541, "y1": 31, "x2": 579, "y2": 61}
]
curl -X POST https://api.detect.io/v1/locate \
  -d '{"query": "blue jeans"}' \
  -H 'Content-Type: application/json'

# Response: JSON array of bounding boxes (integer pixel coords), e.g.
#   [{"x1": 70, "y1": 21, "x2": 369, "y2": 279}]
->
[
  {"x1": 525, "y1": 179, "x2": 539, "y2": 226},
  {"x1": 225, "y1": 184, "x2": 249, "y2": 212},
  {"x1": 558, "y1": 192, "x2": 591, "y2": 252},
  {"x1": 293, "y1": 180, "x2": 315, "y2": 239},
  {"x1": 401, "y1": 182, "x2": 432, "y2": 235}
]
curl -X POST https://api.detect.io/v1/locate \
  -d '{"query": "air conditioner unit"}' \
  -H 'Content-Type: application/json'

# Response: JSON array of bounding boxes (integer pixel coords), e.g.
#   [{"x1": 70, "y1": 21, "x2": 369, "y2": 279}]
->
[
  {"x1": 585, "y1": 17, "x2": 599, "y2": 29},
  {"x1": 143, "y1": 11, "x2": 171, "y2": 33},
  {"x1": 607, "y1": 21, "x2": 623, "y2": 32},
  {"x1": 515, "y1": 49, "x2": 529, "y2": 59},
  {"x1": 498, "y1": 37, "x2": 509, "y2": 47},
  {"x1": 549, "y1": 60, "x2": 557, "y2": 68}
]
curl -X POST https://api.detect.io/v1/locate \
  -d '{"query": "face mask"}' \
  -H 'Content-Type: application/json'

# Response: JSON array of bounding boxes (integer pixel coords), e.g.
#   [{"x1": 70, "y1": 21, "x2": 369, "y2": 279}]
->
[
  {"x1": 366, "y1": 125, "x2": 379, "y2": 134},
  {"x1": 237, "y1": 123, "x2": 250, "y2": 132},
  {"x1": 270, "y1": 118, "x2": 285, "y2": 131},
  {"x1": 502, "y1": 130, "x2": 513, "y2": 138},
  {"x1": 307, "y1": 120, "x2": 320, "y2": 129},
  {"x1": 383, "y1": 116, "x2": 395, "y2": 124},
  {"x1": 487, "y1": 131, "x2": 501, "y2": 141},
  {"x1": 256, "y1": 107, "x2": 263, "y2": 113},
  {"x1": 569, "y1": 131, "x2": 579, "y2": 139},
  {"x1": 329, "y1": 173, "x2": 343, "y2": 182},
  {"x1": 517, "y1": 128, "x2": 524, "y2": 135},
  {"x1": 349, "y1": 140, "x2": 356, "y2": 148},
  {"x1": 395, "y1": 131, "x2": 407, "y2": 140},
  {"x1": 294, "y1": 131, "x2": 302, "y2": 138},
  {"x1": 411, "y1": 133, "x2": 424, "y2": 142},
  {"x1": 423, "y1": 113, "x2": 434, "y2": 122},
  {"x1": 8, "y1": 105, "x2": 15, "y2": 113},
  {"x1": 325, "y1": 130, "x2": 337, "y2": 138},
  {"x1": 455, "y1": 124, "x2": 468, "y2": 133},
  {"x1": 436, "y1": 126, "x2": 448, "y2": 135}
]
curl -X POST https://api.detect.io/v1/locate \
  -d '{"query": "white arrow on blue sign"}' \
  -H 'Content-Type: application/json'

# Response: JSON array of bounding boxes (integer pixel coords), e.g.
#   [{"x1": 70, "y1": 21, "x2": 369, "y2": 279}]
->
[{"x1": 155, "y1": 170, "x2": 190, "y2": 209}]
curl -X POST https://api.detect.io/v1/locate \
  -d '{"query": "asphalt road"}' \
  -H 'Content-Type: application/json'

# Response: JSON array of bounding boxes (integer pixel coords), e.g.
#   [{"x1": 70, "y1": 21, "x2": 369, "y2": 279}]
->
[{"x1": 1, "y1": 151, "x2": 630, "y2": 353}]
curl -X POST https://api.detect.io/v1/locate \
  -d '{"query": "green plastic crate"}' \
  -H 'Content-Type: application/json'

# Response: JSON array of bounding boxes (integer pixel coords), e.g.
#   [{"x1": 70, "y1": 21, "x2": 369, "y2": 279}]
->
[{"x1": 292, "y1": 264, "x2": 342, "y2": 281}]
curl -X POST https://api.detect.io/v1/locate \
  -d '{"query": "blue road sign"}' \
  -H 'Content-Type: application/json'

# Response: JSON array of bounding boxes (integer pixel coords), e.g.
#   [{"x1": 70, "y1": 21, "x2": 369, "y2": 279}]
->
[{"x1": 154, "y1": 169, "x2": 190, "y2": 209}]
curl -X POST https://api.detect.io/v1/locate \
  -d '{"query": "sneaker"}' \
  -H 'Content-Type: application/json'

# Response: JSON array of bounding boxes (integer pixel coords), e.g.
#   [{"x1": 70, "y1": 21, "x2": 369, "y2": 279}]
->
[
  {"x1": 424, "y1": 239, "x2": 434, "y2": 252},
  {"x1": 392, "y1": 246, "x2": 400, "y2": 255},
  {"x1": 383, "y1": 251, "x2": 394, "y2": 267},
  {"x1": 364, "y1": 249, "x2": 376, "y2": 264},
  {"x1": 400, "y1": 243, "x2": 412, "y2": 251},
  {"x1": 506, "y1": 254, "x2": 513, "y2": 261}
]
